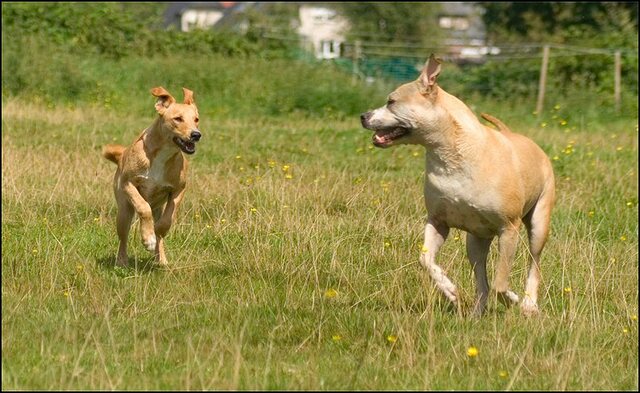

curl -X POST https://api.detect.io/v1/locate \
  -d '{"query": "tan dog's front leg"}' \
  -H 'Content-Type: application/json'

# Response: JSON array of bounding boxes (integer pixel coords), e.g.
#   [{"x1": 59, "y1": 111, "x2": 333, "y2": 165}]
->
[
  {"x1": 122, "y1": 182, "x2": 156, "y2": 253},
  {"x1": 494, "y1": 221, "x2": 521, "y2": 306},
  {"x1": 153, "y1": 187, "x2": 186, "y2": 266},
  {"x1": 419, "y1": 220, "x2": 459, "y2": 305}
]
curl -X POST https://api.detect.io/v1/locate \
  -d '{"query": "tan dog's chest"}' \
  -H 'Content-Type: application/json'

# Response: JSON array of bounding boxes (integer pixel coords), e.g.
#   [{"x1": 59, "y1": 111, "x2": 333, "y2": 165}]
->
[{"x1": 131, "y1": 146, "x2": 184, "y2": 207}]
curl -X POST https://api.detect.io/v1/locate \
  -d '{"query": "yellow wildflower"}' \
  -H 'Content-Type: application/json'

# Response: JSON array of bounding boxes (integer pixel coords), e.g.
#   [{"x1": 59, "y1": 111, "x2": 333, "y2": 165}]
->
[
  {"x1": 324, "y1": 288, "x2": 337, "y2": 298},
  {"x1": 387, "y1": 335, "x2": 398, "y2": 343},
  {"x1": 467, "y1": 346, "x2": 479, "y2": 358}
]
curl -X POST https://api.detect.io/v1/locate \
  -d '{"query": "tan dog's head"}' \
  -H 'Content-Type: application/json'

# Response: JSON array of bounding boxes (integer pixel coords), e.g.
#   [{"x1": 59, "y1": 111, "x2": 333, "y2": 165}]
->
[
  {"x1": 151, "y1": 87, "x2": 201, "y2": 155},
  {"x1": 360, "y1": 54, "x2": 444, "y2": 148}
]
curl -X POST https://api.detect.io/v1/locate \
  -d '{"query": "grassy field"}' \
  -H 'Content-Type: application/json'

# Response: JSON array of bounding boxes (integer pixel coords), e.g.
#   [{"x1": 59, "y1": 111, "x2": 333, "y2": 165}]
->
[{"x1": 2, "y1": 57, "x2": 638, "y2": 389}]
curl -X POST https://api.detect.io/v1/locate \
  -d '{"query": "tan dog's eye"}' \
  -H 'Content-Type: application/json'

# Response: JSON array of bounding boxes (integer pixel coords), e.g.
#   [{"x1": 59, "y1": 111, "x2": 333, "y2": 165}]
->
[
  {"x1": 195, "y1": 117, "x2": 199, "y2": 123},
  {"x1": 173, "y1": 116, "x2": 183, "y2": 122},
  {"x1": 387, "y1": 99, "x2": 396, "y2": 106}
]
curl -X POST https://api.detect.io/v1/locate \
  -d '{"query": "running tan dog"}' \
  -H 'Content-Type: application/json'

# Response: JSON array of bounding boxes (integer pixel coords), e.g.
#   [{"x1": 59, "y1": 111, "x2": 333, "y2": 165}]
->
[
  {"x1": 361, "y1": 55, "x2": 555, "y2": 316},
  {"x1": 103, "y1": 87, "x2": 201, "y2": 267}
]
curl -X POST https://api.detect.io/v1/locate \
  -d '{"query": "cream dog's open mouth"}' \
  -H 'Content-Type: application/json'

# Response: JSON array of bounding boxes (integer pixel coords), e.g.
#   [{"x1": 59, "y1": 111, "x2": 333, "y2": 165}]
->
[
  {"x1": 173, "y1": 137, "x2": 196, "y2": 154},
  {"x1": 372, "y1": 127, "x2": 410, "y2": 147}
]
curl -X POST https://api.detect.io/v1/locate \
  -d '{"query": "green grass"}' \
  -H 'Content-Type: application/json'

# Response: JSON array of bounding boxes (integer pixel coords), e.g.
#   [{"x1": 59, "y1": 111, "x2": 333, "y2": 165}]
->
[{"x1": 2, "y1": 64, "x2": 638, "y2": 389}]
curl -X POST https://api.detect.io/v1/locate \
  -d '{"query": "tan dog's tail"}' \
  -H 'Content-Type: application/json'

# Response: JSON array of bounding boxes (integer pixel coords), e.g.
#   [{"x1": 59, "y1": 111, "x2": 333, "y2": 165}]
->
[
  {"x1": 481, "y1": 113, "x2": 511, "y2": 133},
  {"x1": 102, "y1": 144, "x2": 125, "y2": 164}
]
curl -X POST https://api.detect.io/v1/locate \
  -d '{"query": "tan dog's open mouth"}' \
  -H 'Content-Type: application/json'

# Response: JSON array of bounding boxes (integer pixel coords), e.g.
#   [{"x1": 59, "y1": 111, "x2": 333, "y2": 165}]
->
[
  {"x1": 372, "y1": 127, "x2": 410, "y2": 148},
  {"x1": 173, "y1": 137, "x2": 197, "y2": 154}
]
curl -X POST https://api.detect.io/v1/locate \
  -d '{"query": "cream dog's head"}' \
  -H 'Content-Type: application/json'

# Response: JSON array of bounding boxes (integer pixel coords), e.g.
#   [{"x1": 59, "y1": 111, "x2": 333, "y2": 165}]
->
[
  {"x1": 151, "y1": 86, "x2": 201, "y2": 155},
  {"x1": 360, "y1": 54, "x2": 445, "y2": 148}
]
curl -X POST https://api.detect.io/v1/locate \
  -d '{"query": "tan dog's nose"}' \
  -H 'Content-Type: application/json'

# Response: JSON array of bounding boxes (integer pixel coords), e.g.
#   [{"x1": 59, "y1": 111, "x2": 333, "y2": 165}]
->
[{"x1": 190, "y1": 130, "x2": 201, "y2": 142}]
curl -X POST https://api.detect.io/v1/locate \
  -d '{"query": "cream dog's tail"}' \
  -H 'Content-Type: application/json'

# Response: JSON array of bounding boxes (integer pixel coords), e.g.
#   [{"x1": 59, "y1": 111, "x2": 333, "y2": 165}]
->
[
  {"x1": 102, "y1": 144, "x2": 125, "y2": 164},
  {"x1": 480, "y1": 113, "x2": 512, "y2": 133}
]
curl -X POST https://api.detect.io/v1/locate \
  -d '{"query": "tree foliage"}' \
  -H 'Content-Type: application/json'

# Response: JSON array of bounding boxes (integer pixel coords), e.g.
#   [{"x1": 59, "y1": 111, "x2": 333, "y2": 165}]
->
[
  {"x1": 336, "y1": 2, "x2": 444, "y2": 45},
  {"x1": 481, "y1": 2, "x2": 638, "y2": 45}
]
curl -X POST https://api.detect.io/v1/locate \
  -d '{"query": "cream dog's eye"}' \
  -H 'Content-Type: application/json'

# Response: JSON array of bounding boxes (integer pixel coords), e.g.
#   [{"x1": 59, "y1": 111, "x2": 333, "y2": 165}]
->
[
  {"x1": 387, "y1": 99, "x2": 396, "y2": 106},
  {"x1": 195, "y1": 117, "x2": 199, "y2": 123},
  {"x1": 174, "y1": 116, "x2": 183, "y2": 122}
]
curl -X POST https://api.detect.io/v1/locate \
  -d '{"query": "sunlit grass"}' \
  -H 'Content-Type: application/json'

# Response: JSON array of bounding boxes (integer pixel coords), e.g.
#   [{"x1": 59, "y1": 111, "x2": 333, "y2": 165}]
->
[{"x1": 2, "y1": 96, "x2": 638, "y2": 390}]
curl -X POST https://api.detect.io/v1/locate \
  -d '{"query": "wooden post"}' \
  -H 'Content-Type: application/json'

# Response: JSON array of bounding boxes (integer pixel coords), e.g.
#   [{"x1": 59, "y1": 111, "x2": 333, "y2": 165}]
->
[
  {"x1": 614, "y1": 50, "x2": 621, "y2": 113},
  {"x1": 535, "y1": 45, "x2": 550, "y2": 116},
  {"x1": 352, "y1": 40, "x2": 361, "y2": 82}
]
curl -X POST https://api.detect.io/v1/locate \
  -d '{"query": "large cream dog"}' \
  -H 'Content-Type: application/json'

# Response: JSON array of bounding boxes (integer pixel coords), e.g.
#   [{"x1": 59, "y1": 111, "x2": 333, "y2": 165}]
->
[
  {"x1": 361, "y1": 55, "x2": 555, "y2": 315},
  {"x1": 103, "y1": 87, "x2": 201, "y2": 267}
]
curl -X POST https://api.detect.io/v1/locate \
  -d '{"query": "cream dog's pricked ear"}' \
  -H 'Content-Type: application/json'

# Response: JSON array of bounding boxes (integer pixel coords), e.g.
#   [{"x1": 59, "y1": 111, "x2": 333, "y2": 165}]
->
[
  {"x1": 418, "y1": 54, "x2": 442, "y2": 94},
  {"x1": 182, "y1": 87, "x2": 195, "y2": 105},
  {"x1": 150, "y1": 86, "x2": 176, "y2": 114}
]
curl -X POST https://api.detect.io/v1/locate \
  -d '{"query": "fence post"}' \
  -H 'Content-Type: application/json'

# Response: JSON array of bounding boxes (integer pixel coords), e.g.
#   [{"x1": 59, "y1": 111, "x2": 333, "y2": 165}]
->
[
  {"x1": 535, "y1": 45, "x2": 550, "y2": 116},
  {"x1": 614, "y1": 50, "x2": 621, "y2": 113},
  {"x1": 352, "y1": 40, "x2": 361, "y2": 82}
]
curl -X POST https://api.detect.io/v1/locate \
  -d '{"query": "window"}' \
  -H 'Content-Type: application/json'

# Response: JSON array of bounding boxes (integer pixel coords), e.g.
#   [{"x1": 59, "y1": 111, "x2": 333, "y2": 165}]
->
[
  {"x1": 438, "y1": 16, "x2": 469, "y2": 31},
  {"x1": 320, "y1": 40, "x2": 341, "y2": 59}
]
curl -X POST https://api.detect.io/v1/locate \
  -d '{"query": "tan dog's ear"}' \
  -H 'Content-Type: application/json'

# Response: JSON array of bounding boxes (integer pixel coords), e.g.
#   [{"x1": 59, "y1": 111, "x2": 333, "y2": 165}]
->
[
  {"x1": 419, "y1": 54, "x2": 442, "y2": 94},
  {"x1": 182, "y1": 88, "x2": 195, "y2": 105},
  {"x1": 150, "y1": 87, "x2": 176, "y2": 114}
]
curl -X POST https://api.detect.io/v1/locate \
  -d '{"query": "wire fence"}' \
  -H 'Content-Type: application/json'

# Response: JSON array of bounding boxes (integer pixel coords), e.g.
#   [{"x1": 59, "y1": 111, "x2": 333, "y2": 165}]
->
[{"x1": 262, "y1": 32, "x2": 639, "y2": 114}]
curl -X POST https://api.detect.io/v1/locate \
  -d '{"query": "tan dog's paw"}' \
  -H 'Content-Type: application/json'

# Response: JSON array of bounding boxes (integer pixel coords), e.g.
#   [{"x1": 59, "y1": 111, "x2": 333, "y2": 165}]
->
[
  {"x1": 520, "y1": 297, "x2": 539, "y2": 316},
  {"x1": 143, "y1": 234, "x2": 157, "y2": 252},
  {"x1": 116, "y1": 256, "x2": 129, "y2": 267}
]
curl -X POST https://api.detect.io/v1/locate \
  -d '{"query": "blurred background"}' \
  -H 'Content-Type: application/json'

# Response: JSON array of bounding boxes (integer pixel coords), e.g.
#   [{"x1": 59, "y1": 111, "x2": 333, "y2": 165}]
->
[{"x1": 2, "y1": 2, "x2": 638, "y2": 119}]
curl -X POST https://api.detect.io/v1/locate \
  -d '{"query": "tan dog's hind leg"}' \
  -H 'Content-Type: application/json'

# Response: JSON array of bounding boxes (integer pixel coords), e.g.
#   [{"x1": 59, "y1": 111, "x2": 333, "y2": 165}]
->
[
  {"x1": 521, "y1": 192, "x2": 554, "y2": 315},
  {"x1": 494, "y1": 221, "x2": 521, "y2": 306},
  {"x1": 420, "y1": 221, "x2": 459, "y2": 305},
  {"x1": 116, "y1": 200, "x2": 134, "y2": 266},
  {"x1": 466, "y1": 234, "x2": 492, "y2": 315},
  {"x1": 122, "y1": 182, "x2": 157, "y2": 252}
]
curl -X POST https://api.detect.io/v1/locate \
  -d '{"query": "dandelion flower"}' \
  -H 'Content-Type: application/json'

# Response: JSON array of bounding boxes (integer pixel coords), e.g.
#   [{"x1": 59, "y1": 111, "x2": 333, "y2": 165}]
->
[
  {"x1": 421, "y1": 245, "x2": 429, "y2": 254},
  {"x1": 235, "y1": 155, "x2": 241, "y2": 159},
  {"x1": 332, "y1": 334, "x2": 342, "y2": 342},
  {"x1": 250, "y1": 208, "x2": 257, "y2": 213},
  {"x1": 563, "y1": 287, "x2": 572, "y2": 293},
  {"x1": 387, "y1": 335, "x2": 398, "y2": 343},
  {"x1": 384, "y1": 241, "x2": 391, "y2": 247},
  {"x1": 285, "y1": 174, "x2": 293, "y2": 179},
  {"x1": 626, "y1": 201, "x2": 633, "y2": 207},
  {"x1": 631, "y1": 314, "x2": 637, "y2": 321},
  {"x1": 620, "y1": 236, "x2": 627, "y2": 241},
  {"x1": 32, "y1": 249, "x2": 38, "y2": 254},
  {"x1": 616, "y1": 146, "x2": 623, "y2": 151},
  {"x1": 623, "y1": 328, "x2": 629, "y2": 334},
  {"x1": 282, "y1": 165, "x2": 290, "y2": 172},
  {"x1": 466, "y1": 346, "x2": 479, "y2": 358},
  {"x1": 499, "y1": 370, "x2": 508, "y2": 378},
  {"x1": 324, "y1": 288, "x2": 337, "y2": 298},
  {"x1": 541, "y1": 122, "x2": 547, "y2": 128},
  {"x1": 587, "y1": 211, "x2": 595, "y2": 217}
]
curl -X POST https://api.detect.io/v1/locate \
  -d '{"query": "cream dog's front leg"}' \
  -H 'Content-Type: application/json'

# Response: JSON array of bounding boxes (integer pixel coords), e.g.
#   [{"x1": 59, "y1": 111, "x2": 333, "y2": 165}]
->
[{"x1": 419, "y1": 220, "x2": 459, "y2": 305}]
